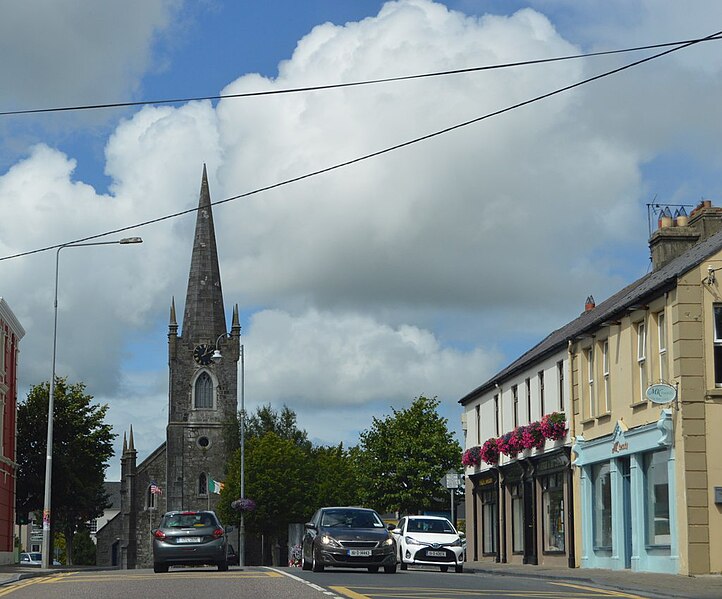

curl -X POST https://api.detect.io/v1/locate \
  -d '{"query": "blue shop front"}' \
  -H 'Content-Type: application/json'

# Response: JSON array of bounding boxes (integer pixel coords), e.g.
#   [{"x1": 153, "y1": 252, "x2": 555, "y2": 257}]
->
[{"x1": 572, "y1": 410, "x2": 678, "y2": 574}]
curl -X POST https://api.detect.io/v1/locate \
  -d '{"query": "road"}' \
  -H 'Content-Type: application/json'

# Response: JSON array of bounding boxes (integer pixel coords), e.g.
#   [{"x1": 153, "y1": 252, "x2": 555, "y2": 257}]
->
[{"x1": 0, "y1": 566, "x2": 653, "y2": 599}]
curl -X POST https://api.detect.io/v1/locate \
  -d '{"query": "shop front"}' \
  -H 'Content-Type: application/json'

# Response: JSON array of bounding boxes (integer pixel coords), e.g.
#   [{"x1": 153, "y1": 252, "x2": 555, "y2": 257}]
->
[
  {"x1": 572, "y1": 410, "x2": 677, "y2": 573},
  {"x1": 468, "y1": 470, "x2": 499, "y2": 562}
]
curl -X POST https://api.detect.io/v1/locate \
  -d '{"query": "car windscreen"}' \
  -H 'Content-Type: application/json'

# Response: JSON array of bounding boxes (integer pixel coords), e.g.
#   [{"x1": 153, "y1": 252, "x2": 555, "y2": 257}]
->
[
  {"x1": 162, "y1": 513, "x2": 215, "y2": 529},
  {"x1": 29, "y1": 553, "x2": 42, "y2": 560},
  {"x1": 321, "y1": 509, "x2": 384, "y2": 529},
  {"x1": 407, "y1": 519, "x2": 455, "y2": 534}
]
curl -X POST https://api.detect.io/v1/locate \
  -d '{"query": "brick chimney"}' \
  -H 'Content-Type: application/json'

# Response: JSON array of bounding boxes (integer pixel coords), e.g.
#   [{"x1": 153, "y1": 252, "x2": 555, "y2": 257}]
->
[
  {"x1": 585, "y1": 295, "x2": 595, "y2": 311},
  {"x1": 648, "y1": 200, "x2": 722, "y2": 270}
]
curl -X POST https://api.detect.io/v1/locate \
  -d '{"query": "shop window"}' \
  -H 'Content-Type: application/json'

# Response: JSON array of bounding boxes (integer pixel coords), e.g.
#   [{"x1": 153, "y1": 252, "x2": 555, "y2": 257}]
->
[
  {"x1": 510, "y1": 483, "x2": 524, "y2": 553},
  {"x1": 657, "y1": 312, "x2": 668, "y2": 382},
  {"x1": 714, "y1": 305, "x2": 722, "y2": 386},
  {"x1": 644, "y1": 450, "x2": 671, "y2": 547},
  {"x1": 637, "y1": 321, "x2": 647, "y2": 400},
  {"x1": 542, "y1": 473, "x2": 565, "y2": 552},
  {"x1": 602, "y1": 340, "x2": 611, "y2": 413},
  {"x1": 194, "y1": 372, "x2": 213, "y2": 408},
  {"x1": 481, "y1": 489, "x2": 498, "y2": 555},
  {"x1": 592, "y1": 462, "x2": 612, "y2": 550}
]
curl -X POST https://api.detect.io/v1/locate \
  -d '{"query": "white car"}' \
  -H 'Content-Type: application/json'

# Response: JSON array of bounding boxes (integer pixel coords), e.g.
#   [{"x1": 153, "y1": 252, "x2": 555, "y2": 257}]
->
[
  {"x1": 19, "y1": 552, "x2": 60, "y2": 566},
  {"x1": 392, "y1": 515, "x2": 465, "y2": 573}
]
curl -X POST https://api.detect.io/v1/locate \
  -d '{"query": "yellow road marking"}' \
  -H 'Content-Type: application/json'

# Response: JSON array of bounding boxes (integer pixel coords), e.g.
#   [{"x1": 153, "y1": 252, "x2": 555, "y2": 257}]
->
[
  {"x1": 330, "y1": 586, "x2": 372, "y2": 599},
  {"x1": 552, "y1": 581, "x2": 649, "y2": 598}
]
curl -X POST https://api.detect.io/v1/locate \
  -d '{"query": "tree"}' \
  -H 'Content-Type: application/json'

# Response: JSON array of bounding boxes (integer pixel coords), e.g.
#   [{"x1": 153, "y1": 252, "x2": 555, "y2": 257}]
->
[
  {"x1": 308, "y1": 444, "x2": 362, "y2": 511},
  {"x1": 71, "y1": 526, "x2": 96, "y2": 565},
  {"x1": 244, "y1": 404, "x2": 311, "y2": 449},
  {"x1": 355, "y1": 396, "x2": 462, "y2": 515},
  {"x1": 16, "y1": 378, "x2": 115, "y2": 565}
]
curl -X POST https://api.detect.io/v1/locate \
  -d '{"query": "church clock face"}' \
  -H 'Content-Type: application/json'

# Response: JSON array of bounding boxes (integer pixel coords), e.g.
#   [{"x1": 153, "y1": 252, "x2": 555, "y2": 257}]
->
[{"x1": 193, "y1": 344, "x2": 213, "y2": 365}]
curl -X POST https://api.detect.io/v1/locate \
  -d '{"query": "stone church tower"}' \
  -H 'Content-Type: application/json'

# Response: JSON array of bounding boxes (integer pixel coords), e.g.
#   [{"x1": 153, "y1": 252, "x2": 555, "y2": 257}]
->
[
  {"x1": 167, "y1": 165, "x2": 240, "y2": 512},
  {"x1": 96, "y1": 167, "x2": 239, "y2": 568}
]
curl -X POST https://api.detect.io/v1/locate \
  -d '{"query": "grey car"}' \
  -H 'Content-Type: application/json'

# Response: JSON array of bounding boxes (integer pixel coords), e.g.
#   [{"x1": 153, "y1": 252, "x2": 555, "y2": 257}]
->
[
  {"x1": 152, "y1": 510, "x2": 231, "y2": 573},
  {"x1": 301, "y1": 506, "x2": 397, "y2": 573}
]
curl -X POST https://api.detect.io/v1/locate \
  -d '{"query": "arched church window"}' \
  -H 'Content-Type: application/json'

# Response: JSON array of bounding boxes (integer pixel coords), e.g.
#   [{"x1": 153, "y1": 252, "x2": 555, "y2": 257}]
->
[
  {"x1": 194, "y1": 372, "x2": 213, "y2": 408},
  {"x1": 198, "y1": 472, "x2": 208, "y2": 496}
]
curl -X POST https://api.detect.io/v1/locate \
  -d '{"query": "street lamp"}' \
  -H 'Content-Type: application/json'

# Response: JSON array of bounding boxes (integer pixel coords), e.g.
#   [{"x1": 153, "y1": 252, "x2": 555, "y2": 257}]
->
[
  {"x1": 211, "y1": 335, "x2": 245, "y2": 567},
  {"x1": 41, "y1": 237, "x2": 142, "y2": 569}
]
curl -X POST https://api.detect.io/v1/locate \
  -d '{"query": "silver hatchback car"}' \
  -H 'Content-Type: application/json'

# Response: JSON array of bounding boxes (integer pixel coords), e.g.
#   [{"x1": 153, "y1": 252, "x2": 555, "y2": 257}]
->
[{"x1": 152, "y1": 510, "x2": 231, "y2": 573}]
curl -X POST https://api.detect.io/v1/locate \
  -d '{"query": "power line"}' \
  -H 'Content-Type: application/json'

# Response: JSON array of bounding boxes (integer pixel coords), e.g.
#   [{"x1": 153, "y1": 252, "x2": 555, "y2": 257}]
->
[
  {"x1": 1, "y1": 28, "x2": 720, "y2": 263},
  {"x1": 1, "y1": 35, "x2": 720, "y2": 117}
]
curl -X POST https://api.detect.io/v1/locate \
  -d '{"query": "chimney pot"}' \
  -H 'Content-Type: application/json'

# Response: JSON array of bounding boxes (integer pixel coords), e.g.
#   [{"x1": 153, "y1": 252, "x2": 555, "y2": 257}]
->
[{"x1": 585, "y1": 295, "x2": 595, "y2": 311}]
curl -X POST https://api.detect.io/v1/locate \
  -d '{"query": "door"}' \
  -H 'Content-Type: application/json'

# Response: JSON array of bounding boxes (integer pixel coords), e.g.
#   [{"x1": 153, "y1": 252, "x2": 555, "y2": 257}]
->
[
  {"x1": 620, "y1": 457, "x2": 632, "y2": 569},
  {"x1": 523, "y1": 479, "x2": 537, "y2": 565}
]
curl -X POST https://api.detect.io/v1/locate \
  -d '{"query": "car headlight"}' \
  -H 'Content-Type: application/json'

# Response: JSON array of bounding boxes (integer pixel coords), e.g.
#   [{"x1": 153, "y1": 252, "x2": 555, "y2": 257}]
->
[
  {"x1": 448, "y1": 538, "x2": 462, "y2": 547},
  {"x1": 404, "y1": 536, "x2": 423, "y2": 545},
  {"x1": 382, "y1": 537, "x2": 395, "y2": 546},
  {"x1": 320, "y1": 535, "x2": 343, "y2": 548}
]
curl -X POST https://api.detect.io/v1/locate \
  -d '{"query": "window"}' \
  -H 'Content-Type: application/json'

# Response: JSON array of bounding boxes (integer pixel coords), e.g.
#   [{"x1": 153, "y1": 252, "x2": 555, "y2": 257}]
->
[
  {"x1": 512, "y1": 385, "x2": 519, "y2": 428},
  {"x1": 603, "y1": 340, "x2": 611, "y2": 413},
  {"x1": 715, "y1": 305, "x2": 722, "y2": 386},
  {"x1": 510, "y1": 483, "x2": 524, "y2": 553},
  {"x1": 586, "y1": 348, "x2": 595, "y2": 419},
  {"x1": 525, "y1": 378, "x2": 531, "y2": 423},
  {"x1": 198, "y1": 472, "x2": 208, "y2": 496},
  {"x1": 89, "y1": 519, "x2": 98, "y2": 534},
  {"x1": 557, "y1": 361, "x2": 564, "y2": 411},
  {"x1": 542, "y1": 473, "x2": 565, "y2": 552},
  {"x1": 493, "y1": 394, "x2": 500, "y2": 436},
  {"x1": 538, "y1": 370, "x2": 545, "y2": 416},
  {"x1": 592, "y1": 462, "x2": 612, "y2": 550},
  {"x1": 658, "y1": 312, "x2": 668, "y2": 382},
  {"x1": 481, "y1": 490, "x2": 498, "y2": 554},
  {"x1": 637, "y1": 321, "x2": 648, "y2": 400},
  {"x1": 644, "y1": 450, "x2": 671, "y2": 547},
  {"x1": 194, "y1": 372, "x2": 213, "y2": 409},
  {"x1": 475, "y1": 405, "x2": 481, "y2": 445}
]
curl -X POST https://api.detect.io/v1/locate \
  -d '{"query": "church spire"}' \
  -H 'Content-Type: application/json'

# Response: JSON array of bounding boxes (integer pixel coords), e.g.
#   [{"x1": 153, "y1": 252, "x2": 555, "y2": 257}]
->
[{"x1": 181, "y1": 165, "x2": 227, "y2": 343}]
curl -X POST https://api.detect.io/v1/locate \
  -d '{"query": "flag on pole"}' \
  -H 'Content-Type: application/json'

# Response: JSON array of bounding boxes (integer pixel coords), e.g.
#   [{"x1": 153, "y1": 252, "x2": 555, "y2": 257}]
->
[
  {"x1": 208, "y1": 477, "x2": 224, "y2": 494},
  {"x1": 150, "y1": 481, "x2": 162, "y2": 495}
]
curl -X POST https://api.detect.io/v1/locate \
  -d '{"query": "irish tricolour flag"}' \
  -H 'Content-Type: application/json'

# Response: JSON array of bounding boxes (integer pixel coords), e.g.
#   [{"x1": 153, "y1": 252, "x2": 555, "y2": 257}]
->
[{"x1": 208, "y1": 477, "x2": 225, "y2": 495}]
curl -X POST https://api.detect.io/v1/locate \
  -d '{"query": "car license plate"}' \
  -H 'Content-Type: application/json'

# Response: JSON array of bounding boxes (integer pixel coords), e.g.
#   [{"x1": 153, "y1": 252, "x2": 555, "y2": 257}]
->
[
  {"x1": 348, "y1": 549, "x2": 372, "y2": 557},
  {"x1": 426, "y1": 550, "x2": 446, "y2": 557},
  {"x1": 177, "y1": 537, "x2": 201, "y2": 543}
]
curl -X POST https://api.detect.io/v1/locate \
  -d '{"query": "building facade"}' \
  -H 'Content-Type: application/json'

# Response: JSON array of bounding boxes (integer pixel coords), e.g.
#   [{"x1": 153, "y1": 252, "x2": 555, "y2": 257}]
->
[
  {"x1": 461, "y1": 200, "x2": 722, "y2": 575},
  {"x1": 0, "y1": 298, "x2": 24, "y2": 564},
  {"x1": 460, "y1": 347, "x2": 574, "y2": 568},
  {"x1": 96, "y1": 167, "x2": 240, "y2": 568}
]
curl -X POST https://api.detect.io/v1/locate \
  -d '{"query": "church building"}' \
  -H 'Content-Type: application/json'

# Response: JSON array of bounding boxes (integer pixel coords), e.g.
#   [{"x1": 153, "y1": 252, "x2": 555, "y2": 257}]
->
[{"x1": 96, "y1": 167, "x2": 240, "y2": 568}]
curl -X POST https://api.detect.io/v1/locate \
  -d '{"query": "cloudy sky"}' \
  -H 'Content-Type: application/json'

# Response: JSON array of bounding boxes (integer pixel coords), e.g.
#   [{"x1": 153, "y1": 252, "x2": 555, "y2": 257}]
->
[{"x1": 2, "y1": 1, "x2": 722, "y2": 480}]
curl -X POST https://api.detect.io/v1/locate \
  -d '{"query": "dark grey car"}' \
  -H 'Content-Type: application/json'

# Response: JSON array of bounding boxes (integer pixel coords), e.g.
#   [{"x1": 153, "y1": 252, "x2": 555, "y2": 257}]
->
[
  {"x1": 301, "y1": 506, "x2": 397, "y2": 573},
  {"x1": 152, "y1": 510, "x2": 231, "y2": 573}
]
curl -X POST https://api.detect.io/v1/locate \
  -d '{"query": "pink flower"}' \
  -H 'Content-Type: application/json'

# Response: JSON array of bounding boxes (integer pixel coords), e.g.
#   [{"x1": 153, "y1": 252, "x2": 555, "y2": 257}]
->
[
  {"x1": 540, "y1": 412, "x2": 567, "y2": 441},
  {"x1": 480, "y1": 438, "x2": 499, "y2": 465}
]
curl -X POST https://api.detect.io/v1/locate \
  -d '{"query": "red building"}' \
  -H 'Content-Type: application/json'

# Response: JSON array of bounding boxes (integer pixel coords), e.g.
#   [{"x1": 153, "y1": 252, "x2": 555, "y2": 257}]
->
[{"x1": 0, "y1": 298, "x2": 24, "y2": 564}]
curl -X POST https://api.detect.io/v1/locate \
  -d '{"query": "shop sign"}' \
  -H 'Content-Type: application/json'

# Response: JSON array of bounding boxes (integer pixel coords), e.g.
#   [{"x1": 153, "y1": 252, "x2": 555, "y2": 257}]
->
[{"x1": 645, "y1": 383, "x2": 677, "y2": 405}]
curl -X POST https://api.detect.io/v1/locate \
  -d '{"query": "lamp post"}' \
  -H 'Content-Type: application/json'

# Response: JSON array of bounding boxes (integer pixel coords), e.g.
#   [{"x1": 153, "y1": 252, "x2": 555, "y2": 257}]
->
[
  {"x1": 41, "y1": 237, "x2": 142, "y2": 569},
  {"x1": 211, "y1": 336, "x2": 244, "y2": 567}
]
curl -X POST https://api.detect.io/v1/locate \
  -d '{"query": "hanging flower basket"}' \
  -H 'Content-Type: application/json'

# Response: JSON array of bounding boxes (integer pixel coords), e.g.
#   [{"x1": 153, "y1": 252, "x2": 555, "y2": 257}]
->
[
  {"x1": 540, "y1": 412, "x2": 567, "y2": 441},
  {"x1": 480, "y1": 438, "x2": 499, "y2": 465},
  {"x1": 462, "y1": 446, "x2": 482, "y2": 468},
  {"x1": 521, "y1": 421, "x2": 545, "y2": 450},
  {"x1": 231, "y1": 497, "x2": 256, "y2": 512}
]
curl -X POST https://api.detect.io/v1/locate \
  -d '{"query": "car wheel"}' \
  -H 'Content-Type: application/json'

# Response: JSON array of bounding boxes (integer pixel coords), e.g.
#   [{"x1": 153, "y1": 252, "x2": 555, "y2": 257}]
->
[
  {"x1": 440, "y1": 565, "x2": 449, "y2": 572},
  {"x1": 400, "y1": 562, "x2": 408, "y2": 571},
  {"x1": 384, "y1": 564, "x2": 397, "y2": 574},
  {"x1": 301, "y1": 548, "x2": 312, "y2": 571},
  {"x1": 153, "y1": 563, "x2": 168, "y2": 573},
  {"x1": 455, "y1": 564, "x2": 464, "y2": 573},
  {"x1": 217, "y1": 560, "x2": 228, "y2": 572},
  {"x1": 312, "y1": 548, "x2": 324, "y2": 572},
  {"x1": 367, "y1": 566, "x2": 379, "y2": 573}
]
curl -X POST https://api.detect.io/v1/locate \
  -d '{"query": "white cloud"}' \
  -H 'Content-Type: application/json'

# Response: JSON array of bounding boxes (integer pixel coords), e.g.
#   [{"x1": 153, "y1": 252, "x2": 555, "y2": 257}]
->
[{"x1": 4, "y1": 1, "x2": 722, "y2": 468}]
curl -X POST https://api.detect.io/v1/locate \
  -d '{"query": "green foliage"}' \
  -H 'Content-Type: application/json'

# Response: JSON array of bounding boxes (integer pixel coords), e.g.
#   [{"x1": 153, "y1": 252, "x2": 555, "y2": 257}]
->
[
  {"x1": 307, "y1": 444, "x2": 362, "y2": 514},
  {"x1": 355, "y1": 395, "x2": 462, "y2": 515},
  {"x1": 72, "y1": 527, "x2": 96, "y2": 565},
  {"x1": 16, "y1": 378, "x2": 115, "y2": 565},
  {"x1": 244, "y1": 404, "x2": 311, "y2": 449}
]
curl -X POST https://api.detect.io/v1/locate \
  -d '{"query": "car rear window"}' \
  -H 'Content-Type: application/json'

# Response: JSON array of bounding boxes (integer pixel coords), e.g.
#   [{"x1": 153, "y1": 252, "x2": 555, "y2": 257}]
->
[{"x1": 162, "y1": 513, "x2": 216, "y2": 528}]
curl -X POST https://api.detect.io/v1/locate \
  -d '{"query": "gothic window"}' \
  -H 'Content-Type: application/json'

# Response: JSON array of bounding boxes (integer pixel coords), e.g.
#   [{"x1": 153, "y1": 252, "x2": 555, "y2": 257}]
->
[
  {"x1": 198, "y1": 472, "x2": 208, "y2": 496},
  {"x1": 194, "y1": 371, "x2": 213, "y2": 409}
]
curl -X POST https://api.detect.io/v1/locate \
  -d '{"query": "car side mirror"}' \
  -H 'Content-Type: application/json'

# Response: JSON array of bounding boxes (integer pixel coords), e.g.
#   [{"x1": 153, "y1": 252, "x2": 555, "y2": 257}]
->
[
  {"x1": 304, "y1": 521, "x2": 317, "y2": 530},
  {"x1": 391, "y1": 527, "x2": 401, "y2": 534}
]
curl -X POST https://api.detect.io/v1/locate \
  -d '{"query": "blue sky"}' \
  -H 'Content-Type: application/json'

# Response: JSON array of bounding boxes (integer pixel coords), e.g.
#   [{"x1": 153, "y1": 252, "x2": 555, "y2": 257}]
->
[{"x1": 3, "y1": 1, "x2": 722, "y2": 480}]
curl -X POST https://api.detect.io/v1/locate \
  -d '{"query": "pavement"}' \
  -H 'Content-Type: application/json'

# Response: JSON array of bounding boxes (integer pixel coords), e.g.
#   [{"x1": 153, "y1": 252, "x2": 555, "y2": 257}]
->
[{"x1": 0, "y1": 561, "x2": 721, "y2": 598}]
